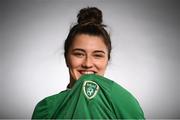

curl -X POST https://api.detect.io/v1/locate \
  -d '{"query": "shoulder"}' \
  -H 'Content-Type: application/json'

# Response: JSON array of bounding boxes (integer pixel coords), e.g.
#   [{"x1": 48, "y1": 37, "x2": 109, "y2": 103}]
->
[
  {"x1": 32, "y1": 90, "x2": 69, "y2": 119},
  {"x1": 111, "y1": 82, "x2": 145, "y2": 119}
]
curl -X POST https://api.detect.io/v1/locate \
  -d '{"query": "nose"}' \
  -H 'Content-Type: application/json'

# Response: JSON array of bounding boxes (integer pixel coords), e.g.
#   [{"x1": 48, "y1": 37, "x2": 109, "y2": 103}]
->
[{"x1": 82, "y1": 56, "x2": 93, "y2": 69}]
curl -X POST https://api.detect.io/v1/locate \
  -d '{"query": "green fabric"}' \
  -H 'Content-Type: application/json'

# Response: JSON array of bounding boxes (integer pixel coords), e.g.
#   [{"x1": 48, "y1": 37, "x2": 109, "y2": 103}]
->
[{"x1": 32, "y1": 74, "x2": 145, "y2": 119}]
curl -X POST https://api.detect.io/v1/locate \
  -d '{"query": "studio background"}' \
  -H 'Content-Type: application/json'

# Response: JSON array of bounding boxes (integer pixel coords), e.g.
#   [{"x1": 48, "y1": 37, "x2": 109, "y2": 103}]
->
[{"x1": 1, "y1": 0, "x2": 180, "y2": 119}]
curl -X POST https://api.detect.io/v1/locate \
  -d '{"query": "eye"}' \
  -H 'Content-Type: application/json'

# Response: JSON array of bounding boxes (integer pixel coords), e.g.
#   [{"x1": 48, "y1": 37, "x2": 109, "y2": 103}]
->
[
  {"x1": 73, "y1": 52, "x2": 84, "y2": 58},
  {"x1": 93, "y1": 54, "x2": 105, "y2": 59}
]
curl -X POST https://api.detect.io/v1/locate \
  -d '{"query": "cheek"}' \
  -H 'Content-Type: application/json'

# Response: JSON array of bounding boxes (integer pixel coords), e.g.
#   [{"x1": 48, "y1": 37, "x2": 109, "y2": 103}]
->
[
  {"x1": 96, "y1": 60, "x2": 108, "y2": 71},
  {"x1": 68, "y1": 56, "x2": 82, "y2": 69}
]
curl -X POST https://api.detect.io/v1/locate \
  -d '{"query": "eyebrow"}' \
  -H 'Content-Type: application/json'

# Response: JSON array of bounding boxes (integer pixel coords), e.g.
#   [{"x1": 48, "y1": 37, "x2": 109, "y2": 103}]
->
[
  {"x1": 93, "y1": 50, "x2": 105, "y2": 54},
  {"x1": 72, "y1": 48, "x2": 105, "y2": 54},
  {"x1": 72, "y1": 48, "x2": 85, "y2": 52}
]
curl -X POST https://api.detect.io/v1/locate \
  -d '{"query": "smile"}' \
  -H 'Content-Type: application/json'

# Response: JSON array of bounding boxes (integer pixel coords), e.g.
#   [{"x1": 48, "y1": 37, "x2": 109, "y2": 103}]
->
[{"x1": 79, "y1": 71, "x2": 95, "y2": 75}]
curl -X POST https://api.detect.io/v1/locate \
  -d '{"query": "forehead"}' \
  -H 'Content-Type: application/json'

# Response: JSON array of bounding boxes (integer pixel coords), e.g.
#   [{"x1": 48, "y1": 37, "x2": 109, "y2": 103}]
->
[{"x1": 71, "y1": 34, "x2": 107, "y2": 51}]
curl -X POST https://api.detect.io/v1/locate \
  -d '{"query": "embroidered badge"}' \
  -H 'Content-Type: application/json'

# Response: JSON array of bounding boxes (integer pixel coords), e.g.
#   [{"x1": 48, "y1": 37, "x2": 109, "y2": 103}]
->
[{"x1": 83, "y1": 80, "x2": 99, "y2": 99}]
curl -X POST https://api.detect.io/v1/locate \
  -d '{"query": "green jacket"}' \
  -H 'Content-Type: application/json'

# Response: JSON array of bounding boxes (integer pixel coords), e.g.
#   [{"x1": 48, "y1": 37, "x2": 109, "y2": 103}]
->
[{"x1": 32, "y1": 74, "x2": 145, "y2": 119}]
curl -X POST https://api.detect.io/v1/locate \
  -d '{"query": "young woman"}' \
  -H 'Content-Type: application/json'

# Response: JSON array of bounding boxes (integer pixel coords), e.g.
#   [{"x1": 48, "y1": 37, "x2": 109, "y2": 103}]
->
[{"x1": 32, "y1": 7, "x2": 145, "y2": 119}]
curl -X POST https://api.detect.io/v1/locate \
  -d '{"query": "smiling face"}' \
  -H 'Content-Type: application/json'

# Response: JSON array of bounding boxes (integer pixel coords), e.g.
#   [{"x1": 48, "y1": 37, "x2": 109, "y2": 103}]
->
[{"x1": 66, "y1": 34, "x2": 109, "y2": 84}]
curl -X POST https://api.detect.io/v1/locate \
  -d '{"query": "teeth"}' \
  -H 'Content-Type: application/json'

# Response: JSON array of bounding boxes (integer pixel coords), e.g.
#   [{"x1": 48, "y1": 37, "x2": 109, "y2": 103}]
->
[{"x1": 81, "y1": 71, "x2": 94, "y2": 74}]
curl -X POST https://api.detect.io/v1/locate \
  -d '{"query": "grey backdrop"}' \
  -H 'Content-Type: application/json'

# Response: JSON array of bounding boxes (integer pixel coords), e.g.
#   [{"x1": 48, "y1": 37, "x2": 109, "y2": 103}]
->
[{"x1": 1, "y1": 0, "x2": 180, "y2": 119}]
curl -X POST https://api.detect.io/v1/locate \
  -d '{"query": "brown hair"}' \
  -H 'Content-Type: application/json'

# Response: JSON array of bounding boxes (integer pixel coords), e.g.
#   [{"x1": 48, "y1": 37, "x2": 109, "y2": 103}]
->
[{"x1": 64, "y1": 7, "x2": 112, "y2": 60}]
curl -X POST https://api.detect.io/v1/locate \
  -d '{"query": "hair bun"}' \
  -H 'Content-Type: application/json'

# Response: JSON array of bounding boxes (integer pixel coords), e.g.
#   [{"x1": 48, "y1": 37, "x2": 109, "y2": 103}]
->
[{"x1": 77, "y1": 7, "x2": 102, "y2": 24}]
